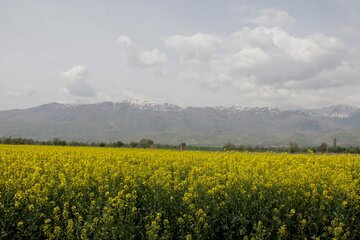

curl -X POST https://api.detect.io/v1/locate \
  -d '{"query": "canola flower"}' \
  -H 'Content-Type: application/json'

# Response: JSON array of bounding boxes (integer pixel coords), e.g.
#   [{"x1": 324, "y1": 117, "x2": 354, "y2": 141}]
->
[{"x1": 0, "y1": 144, "x2": 359, "y2": 239}]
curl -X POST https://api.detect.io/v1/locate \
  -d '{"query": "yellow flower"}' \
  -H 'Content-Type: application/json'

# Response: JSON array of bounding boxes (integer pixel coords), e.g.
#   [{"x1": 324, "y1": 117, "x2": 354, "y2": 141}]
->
[
  {"x1": 289, "y1": 209, "x2": 296, "y2": 217},
  {"x1": 17, "y1": 221, "x2": 24, "y2": 230}
]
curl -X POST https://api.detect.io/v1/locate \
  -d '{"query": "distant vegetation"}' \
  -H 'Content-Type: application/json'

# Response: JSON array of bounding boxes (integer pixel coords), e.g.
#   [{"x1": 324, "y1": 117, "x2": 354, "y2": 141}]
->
[
  {"x1": 1, "y1": 136, "x2": 360, "y2": 153},
  {"x1": 223, "y1": 139, "x2": 360, "y2": 154}
]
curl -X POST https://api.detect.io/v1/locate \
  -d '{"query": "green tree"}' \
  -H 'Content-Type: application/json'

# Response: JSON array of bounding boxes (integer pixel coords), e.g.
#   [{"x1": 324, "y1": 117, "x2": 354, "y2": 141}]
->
[
  {"x1": 223, "y1": 141, "x2": 237, "y2": 151},
  {"x1": 115, "y1": 141, "x2": 124, "y2": 147},
  {"x1": 179, "y1": 142, "x2": 186, "y2": 151},
  {"x1": 139, "y1": 139, "x2": 154, "y2": 148},
  {"x1": 319, "y1": 142, "x2": 328, "y2": 153},
  {"x1": 289, "y1": 141, "x2": 299, "y2": 153},
  {"x1": 129, "y1": 141, "x2": 139, "y2": 148}
]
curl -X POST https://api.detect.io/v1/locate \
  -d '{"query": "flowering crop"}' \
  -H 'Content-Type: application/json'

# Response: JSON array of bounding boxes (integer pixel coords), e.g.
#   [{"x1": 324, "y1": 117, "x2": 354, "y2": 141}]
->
[{"x1": 0, "y1": 145, "x2": 359, "y2": 239}]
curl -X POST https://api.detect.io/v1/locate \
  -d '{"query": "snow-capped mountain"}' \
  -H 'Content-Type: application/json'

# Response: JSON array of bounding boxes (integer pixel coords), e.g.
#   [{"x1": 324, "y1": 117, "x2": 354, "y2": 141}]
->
[
  {"x1": 0, "y1": 101, "x2": 359, "y2": 146},
  {"x1": 117, "y1": 99, "x2": 182, "y2": 112},
  {"x1": 214, "y1": 105, "x2": 281, "y2": 115},
  {"x1": 307, "y1": 104, "x2": 359, "y2": 119}
]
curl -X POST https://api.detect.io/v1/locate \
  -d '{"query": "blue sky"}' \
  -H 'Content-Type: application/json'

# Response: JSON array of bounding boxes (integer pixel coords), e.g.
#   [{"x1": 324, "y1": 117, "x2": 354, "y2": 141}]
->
[{"x1": 1, "y1": 0, "x2": 359, "y2": 110}]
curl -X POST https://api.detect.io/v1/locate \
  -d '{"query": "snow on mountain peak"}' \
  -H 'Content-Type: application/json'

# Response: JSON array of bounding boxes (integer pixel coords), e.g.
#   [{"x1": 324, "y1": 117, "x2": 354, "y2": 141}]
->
[
  {"x1": 309, "y1": 104, "x2": 359, "y2": 118},
  {"x1": 117, "y1": 98, "x2": 183, "y2": 112},
  {"x1": 50, "y1": 101, "x2": 357, "y2": 118},
  {"x1": 214, "y1": 105, "x2": 280, "y2": 115}
]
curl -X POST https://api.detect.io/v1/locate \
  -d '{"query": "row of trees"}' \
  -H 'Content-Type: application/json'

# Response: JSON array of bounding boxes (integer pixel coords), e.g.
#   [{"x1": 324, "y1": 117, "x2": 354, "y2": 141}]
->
[
  {"x1": 0, "y1": 137, "x2": 188, "y2": 150},
  {"x1": 223, "y1": 140, "x2": 360, "y2": 154},
  {"x1": 0, "y1": 137, "x2": 155, "y2": 149},
  {"x1": 288, "y1": 138, "x2": 359, "y2": 154},
  {"x1": 223, "y1": 142, "x2": 288, "y2": 152},
  {"x1": 1, "y1": 136, "x2": 360, "y2": 153}
]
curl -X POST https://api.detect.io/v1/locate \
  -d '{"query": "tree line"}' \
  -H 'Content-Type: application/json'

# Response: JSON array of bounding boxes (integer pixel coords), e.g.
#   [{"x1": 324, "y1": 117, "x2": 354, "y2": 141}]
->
[
  {"x1": 0, "y1": 137, "x2": 192, "y2": 150},
  {"x1": 0, "y1": 137, "x2": 154, "y2": 149},
  {"x1": 1, "y1": 136, "x2": 359, "y2": 154},
  {"x1": 224, "y1": 140, "x2": 360, "y2": 154}
]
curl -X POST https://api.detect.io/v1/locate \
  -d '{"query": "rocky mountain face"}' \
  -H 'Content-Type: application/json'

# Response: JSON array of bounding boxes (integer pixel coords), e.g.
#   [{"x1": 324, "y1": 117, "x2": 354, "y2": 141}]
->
[{"x1": 0, "y1": 100, "x2": 359, "y2": 146}]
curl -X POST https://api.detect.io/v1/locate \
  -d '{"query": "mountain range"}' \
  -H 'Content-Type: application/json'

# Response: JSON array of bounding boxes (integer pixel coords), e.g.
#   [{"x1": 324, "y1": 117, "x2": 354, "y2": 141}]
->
[{"x1": 1, "y1": 100, "x2": 360, "y2": 146}]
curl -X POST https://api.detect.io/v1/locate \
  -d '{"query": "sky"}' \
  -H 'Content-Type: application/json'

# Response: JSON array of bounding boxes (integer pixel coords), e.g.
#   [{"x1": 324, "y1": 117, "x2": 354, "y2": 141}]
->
[{"x1": 1, "y1": 0, "x2": 359, "y2": 110}]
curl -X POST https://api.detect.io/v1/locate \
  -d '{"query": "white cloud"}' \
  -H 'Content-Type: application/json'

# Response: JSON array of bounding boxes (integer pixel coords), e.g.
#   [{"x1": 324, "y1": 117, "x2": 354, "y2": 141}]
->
[
  {"x1": 240, "y1": 7, "x2": 295, "y2": 29},
  {"x1": 61, "y1": 65, "x2": 96, "y2": 97},
  {"x1": 139, "y1": 48, "x2": 166, "y2": 66},
  {"x1": 283, "y1": 62, "x2": 360, "y2": 90},
  {"x1": 6, "y1": 91, "x2": 21, "y2": 98},
  {"x1": 232, "y1": 47, "x2": 269, "y2": 68},
  {"x1": 116, "y1": 35, "x2": 134, "y2": 48},
  {"x1": 116, "y1": 35, "x2": 167, "y2": 75},
  {"x1": 165, "y1": 33, "x2": 222, "y2": 63},
  {"x1": 166, "y1": 26, "x2": 348, "y2": 92}
]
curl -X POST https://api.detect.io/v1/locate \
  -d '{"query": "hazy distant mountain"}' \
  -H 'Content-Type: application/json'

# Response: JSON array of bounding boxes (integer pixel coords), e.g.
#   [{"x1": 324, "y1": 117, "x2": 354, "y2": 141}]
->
[{"x1": 0, "y1": 100, "x2": 359, "y2": 146}]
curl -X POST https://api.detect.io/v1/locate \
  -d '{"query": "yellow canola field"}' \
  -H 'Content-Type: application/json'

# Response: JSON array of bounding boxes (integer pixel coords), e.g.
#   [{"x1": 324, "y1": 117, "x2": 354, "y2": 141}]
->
[{"x1": 0, "y1": 145, "x2": 359, "y2": 239}]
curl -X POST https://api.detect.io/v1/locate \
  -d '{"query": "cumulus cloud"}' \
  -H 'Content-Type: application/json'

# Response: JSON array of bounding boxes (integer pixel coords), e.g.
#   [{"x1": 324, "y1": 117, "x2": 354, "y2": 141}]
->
[
  {"x1": 116, "y1": 35, "x2": 134, "y2": 48},
  {"x1": 165, "y1": 26, "x2": 349, "y2": 92},
  {"x1": 61, "y1": 65, "x2": 97, "y2": 97},
  {"x1": 165, "y1": 33, "x2": 222, "y2": 63},
  {"x1": 283, "y1": 62, "x2": 360, "y2": 90},
  {"x1": 139, "y1": 48, "x2": 166, "y2": 66},
  {"x1": 236, "y1": 7, "x2": 295, "y2": 29},
  {"x1": 116, "y1": 35, "x2": 167, "y2": 75}
]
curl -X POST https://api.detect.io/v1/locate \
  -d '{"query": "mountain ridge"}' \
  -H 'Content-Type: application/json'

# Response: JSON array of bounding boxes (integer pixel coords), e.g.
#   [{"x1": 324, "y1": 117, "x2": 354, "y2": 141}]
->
[
  {"x1": 3, "y1": 100, "x2": 358, "y2": 115},
  {"x1": 0, "y1": 100, "x2": 359, "y2": 146}
]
